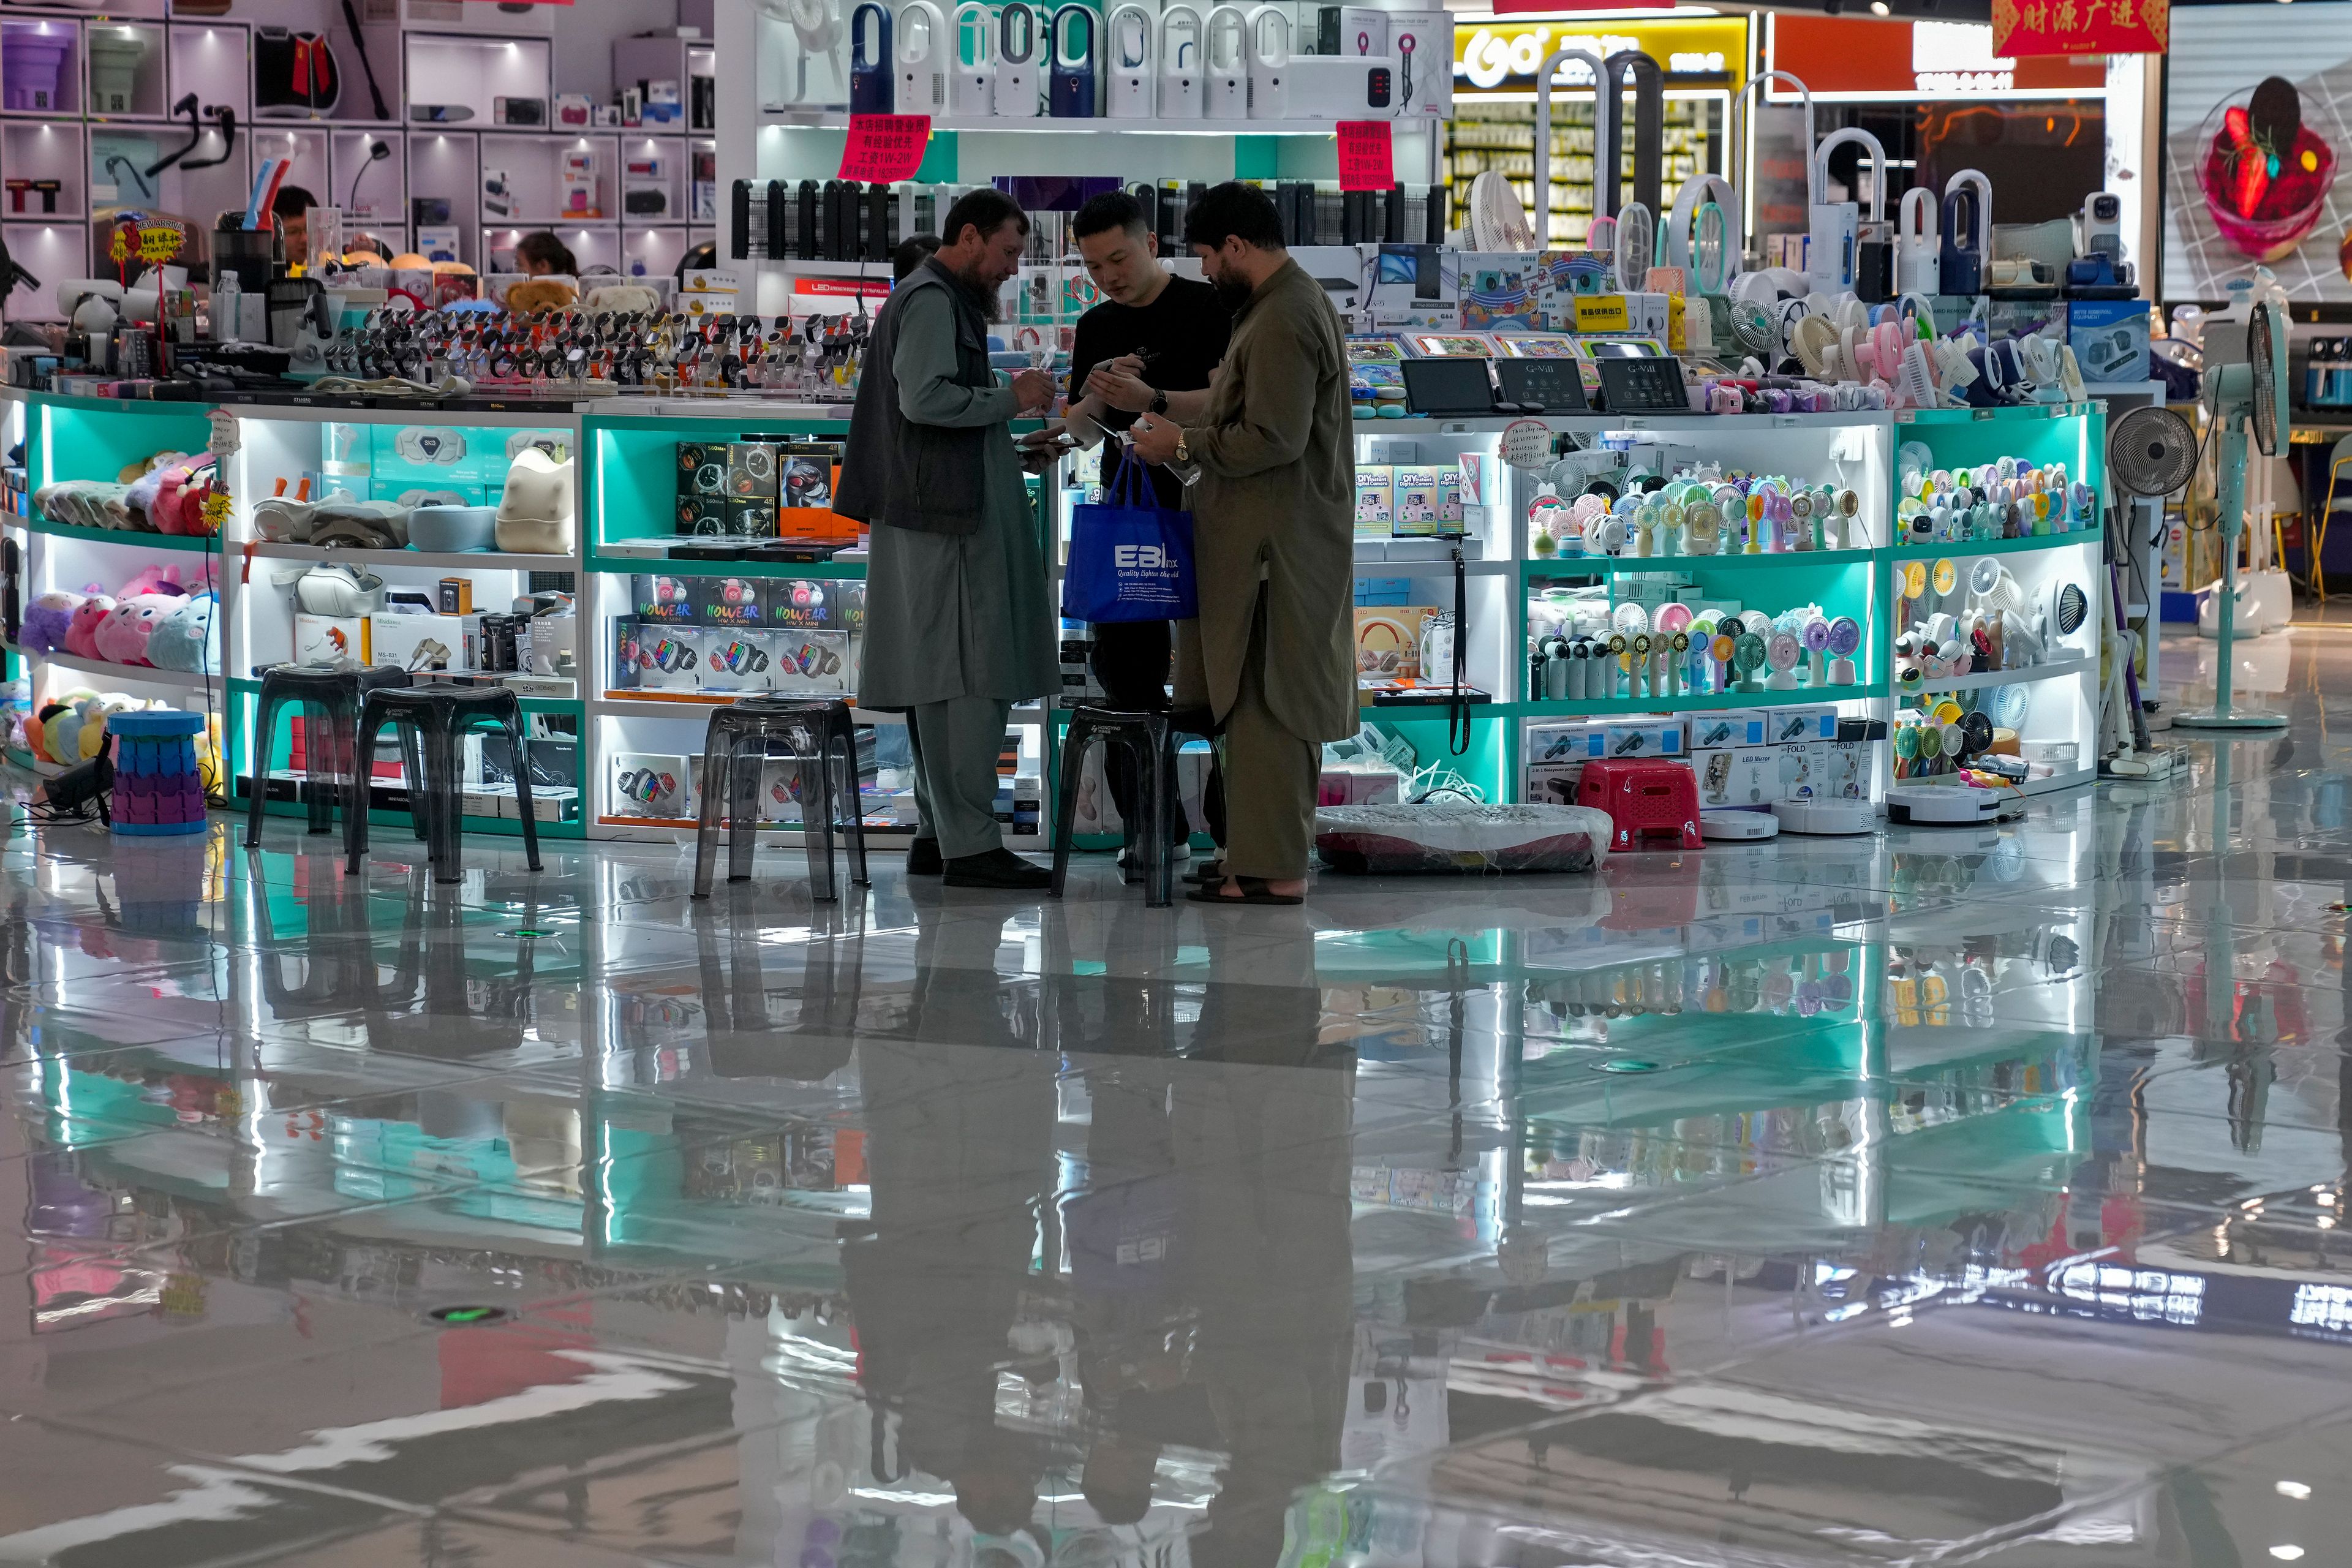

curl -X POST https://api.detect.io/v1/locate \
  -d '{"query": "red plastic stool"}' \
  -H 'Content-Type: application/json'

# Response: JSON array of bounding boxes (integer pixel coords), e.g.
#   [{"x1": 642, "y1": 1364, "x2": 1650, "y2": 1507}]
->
[{"x1": 1577, "y1": 758, "x2": 1703, "y2": 851}]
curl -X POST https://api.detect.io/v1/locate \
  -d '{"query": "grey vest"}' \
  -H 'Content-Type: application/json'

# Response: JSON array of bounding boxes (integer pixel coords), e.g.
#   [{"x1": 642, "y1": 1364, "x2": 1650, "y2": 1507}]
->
[{"x1": 834, "y1": 258, "x2": 997, "y2": 537}]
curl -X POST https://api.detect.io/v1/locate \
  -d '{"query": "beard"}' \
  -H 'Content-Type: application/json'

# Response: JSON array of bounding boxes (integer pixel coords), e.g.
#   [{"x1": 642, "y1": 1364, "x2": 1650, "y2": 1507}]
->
[
  {"x1": 941, "y1": 256, "x2": 1005, "y2": 323},
  {"x1": 1208, "y1": 270, "x2": 1253, "y2": 313}
]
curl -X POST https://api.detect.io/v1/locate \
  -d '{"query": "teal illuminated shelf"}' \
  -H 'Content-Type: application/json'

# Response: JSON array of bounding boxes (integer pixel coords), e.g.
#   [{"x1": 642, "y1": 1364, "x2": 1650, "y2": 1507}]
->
[
  {"x1": 26, "y1": 516, "x2": 221, "y2": 552},
  {"x1": 587, "y1": 551, "x2": 867, "y2": 578},
  {"x1": 1887, "y1": 530, "x2": 2099, "y2": 560},
  {"x1": 1518, "y1": 685, "x2": 1882, "y2": 718},
  {"x1": 1523, "y1": 547, "x2": 1880, "y2": 576}
]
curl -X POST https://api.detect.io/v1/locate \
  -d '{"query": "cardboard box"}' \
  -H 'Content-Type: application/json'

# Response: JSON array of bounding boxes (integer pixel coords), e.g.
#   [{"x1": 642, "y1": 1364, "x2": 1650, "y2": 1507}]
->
[
  {"x1": 773, "y1": 630, "x2": 854, "y2": 694},
  {"x1": 613, "y1": 753, "x2": 693, "y2": 819},
  {"x1": 437, "y1": 576, "x2": 473, "y2": 615},
  {"x1": 1354, "y1": 464, "x2": 1394, "y2": 534},
  {"x1": 1689, "y1": 709, "x2": 1766, "y2": 751},
  {"x1": 727, "y1": 496, "x2": 778, "y2": 538},
  {"x1": 1822, "y1": 739, "x2": 1868, "y2": 800},
  {"x1": 703, "y1": 576, "x2": 766, "y2": 630},
  {"x1": 611, "y1": 614, "x2": 642, "y2": 690},
  {"x1": 769, "y1": 576, "x2": 837, "y2": 630},
  {"x1": 633, "y1": 573, "x2": 701, "y2": 624},
  {"x1": 1392, "y1": 466, "x2": 1441, "y2": 535},
  {"x1": 1524, "y1": 760, "x2": 1586, "y2": 805},
  {"x1": 1762, "y1": 705, "x2": 1837, "y2": 745},
  {"x1": 635, "y1": 625, "x2": 703, "y2": 692},
  {"x1": 1777, "y1": 742, "x2": 1822, "y2": 802},
  {"x1": 369, "y1": 612, "x2": 474, "y2": 673},
  {"x1": 529, "y1": 613, "x2": 576, "y2": 679},
  {"x1": 1525, "y1": 721, "x2": 1601, "y2": 763},
  {"x1": 1437, "y1": 467, "x2": 1464, "y2": 526},
  {"x1": 1695, "y1": 746, "x2": 1776, "y2": 810},
  {"x1": 1458, "y1": 254, "x2": 1545, "y2": 332},
  {"x1": 1384, "y1": 10, "x2": 1452, "y2": 118},
  {"x1": 293, "y1": 612, "x2": 366, "y2": 666},
  {"x1": 1601, "y1": 720, "x2": 1684, "y2": 760},
  {"x1": 2068, "y1": 297, "x2": 2150, "y2": 385},
  {"x1": 703, "y1": 630, "x2": 772, "y2": 692},
  {"x1": 1354, "y1": 606, "x2": 1431, "y2": 681}
]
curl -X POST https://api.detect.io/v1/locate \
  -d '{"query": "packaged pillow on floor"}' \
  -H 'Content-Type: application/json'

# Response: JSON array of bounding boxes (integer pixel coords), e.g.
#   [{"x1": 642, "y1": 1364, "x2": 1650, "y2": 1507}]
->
[{"x1": 1314, "y1": 802, "x2": 1614, "y2": 875}]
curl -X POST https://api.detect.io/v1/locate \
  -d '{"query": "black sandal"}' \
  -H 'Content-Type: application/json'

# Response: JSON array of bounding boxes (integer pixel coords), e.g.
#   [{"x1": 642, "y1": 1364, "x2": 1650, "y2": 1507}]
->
[{"x1": 1186, "y1": 876, "x2": 1304, "y2": 907}]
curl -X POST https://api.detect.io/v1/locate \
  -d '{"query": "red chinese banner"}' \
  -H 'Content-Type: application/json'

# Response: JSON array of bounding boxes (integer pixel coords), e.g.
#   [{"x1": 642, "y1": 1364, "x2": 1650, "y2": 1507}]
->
[
  {"x1": 840, "y1": 115, "x2": 933, "y2": 183},
  {"x1": 1336, "y1": 121, "x2": 1393, "y2": 192},
  {"x1": 1993, "y1": 0, "x2": 2168, "y2": 57}
]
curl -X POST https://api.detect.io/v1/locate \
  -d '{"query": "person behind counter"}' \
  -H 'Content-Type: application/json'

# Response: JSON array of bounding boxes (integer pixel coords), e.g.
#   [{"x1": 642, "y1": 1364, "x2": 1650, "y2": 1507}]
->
[{"x1": 514, "y1": 232, "x2": 579, "y2": 277}]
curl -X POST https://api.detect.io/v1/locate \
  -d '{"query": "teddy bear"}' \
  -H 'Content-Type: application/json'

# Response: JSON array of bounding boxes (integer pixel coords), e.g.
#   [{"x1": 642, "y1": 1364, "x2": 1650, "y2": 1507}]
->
[
  {"x1": 503, "y1": 277, "x2": 576, "y2": 314},
  {"x1": 21, "y1": 590, "x2": 84, "y2": 656},
  {"x1": 62, "y1": 595, "x2": 117, "y2": 660},
  {"x1": 93, "y1": 595, "x2": 176, "y2": 665},
  {"x1": 147, "y1": 593, "x2": 217, "y2": 675}
]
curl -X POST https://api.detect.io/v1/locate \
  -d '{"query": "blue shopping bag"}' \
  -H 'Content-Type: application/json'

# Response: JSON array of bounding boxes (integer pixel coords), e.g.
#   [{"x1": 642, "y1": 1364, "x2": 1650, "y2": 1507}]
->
[{"x1": 1061, "y1": 448, "x2": 1197, "y2": 623}]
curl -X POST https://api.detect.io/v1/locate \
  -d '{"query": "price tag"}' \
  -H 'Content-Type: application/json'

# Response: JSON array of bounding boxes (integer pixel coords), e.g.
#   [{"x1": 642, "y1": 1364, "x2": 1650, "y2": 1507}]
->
[
  {"x1": 1499, "y1": 418, "x2": 1553, "y2": 469},
  {"x1": 207, "y1": 407, "x2": 241, "y2": 456},
  {"x1": 839, "y1": 115, "x2": 932, "y2": 183},
  {"x1": 1335, "y1": 121, "x2": 1393, "y2": 192}
]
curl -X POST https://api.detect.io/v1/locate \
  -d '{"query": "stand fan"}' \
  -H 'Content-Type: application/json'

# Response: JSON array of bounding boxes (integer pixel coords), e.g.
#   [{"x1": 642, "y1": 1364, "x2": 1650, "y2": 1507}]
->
[
  {"x1": 1731, "y1": 631, "x2": 1766, "y2": 693},
  {"x1": 2175, "y1": 300, "x2": 2289, "y2": 731},
  {"x1": 1825, "y1": 616, "x2": 1861, "y2": 685},
  {"x1": 2101, "y1": 402, "x2": 2199, "y2": 772}
]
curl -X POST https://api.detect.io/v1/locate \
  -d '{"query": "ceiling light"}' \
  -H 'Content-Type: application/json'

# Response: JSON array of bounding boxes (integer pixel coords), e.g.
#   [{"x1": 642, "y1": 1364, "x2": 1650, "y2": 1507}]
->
[
  {"x1": 2271, "y1": 1549, "x2": 2304, "y2": 1562},
  {"x1": 2277, "y1": 1482, "x2": 2312, "y2": 1500},
  {"x1": 1870, "y1": 1, "x2": 1890, "y2": 12}
]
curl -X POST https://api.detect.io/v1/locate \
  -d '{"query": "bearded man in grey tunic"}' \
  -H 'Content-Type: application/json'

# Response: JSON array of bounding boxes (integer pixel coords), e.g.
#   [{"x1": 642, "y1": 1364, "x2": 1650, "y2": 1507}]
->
[{"x1": 837, "y1": 189, "x2": 1061, "y2": 891}]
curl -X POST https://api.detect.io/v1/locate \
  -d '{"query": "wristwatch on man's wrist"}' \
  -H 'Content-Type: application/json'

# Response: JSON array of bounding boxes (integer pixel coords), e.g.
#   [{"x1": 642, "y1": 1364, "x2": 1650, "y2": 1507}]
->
[{"x1": 1148, "y1": 389, "x2": 1169, "y2": 416}]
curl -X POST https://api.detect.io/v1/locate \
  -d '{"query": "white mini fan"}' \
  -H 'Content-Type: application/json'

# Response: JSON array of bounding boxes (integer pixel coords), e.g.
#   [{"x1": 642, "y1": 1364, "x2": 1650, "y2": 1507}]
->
[
  {"x1": 1969, "y1": 557, "x2": 2025, "y2": 616},
  {"x1": 1469, "y1": 171, "x2": 1535, "y2": 252},
  {"x1": 1764, "y1": 631, "x2": 1802, "y2": 690},
  {"x1": 2045, "y1": 576, "x2": 2090, "y2": 649},
  {"x1": 1615, "y1": 202, "x2": 1655, "y2": 293}
]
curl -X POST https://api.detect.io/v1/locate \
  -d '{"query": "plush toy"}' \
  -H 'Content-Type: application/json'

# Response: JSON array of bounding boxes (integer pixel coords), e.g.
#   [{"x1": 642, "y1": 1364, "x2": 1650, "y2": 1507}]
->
[
  {"x1": 27, "y1": 701, "x2": 66, "y2": 764},
  {"x1": 22, "y1": 590, "x2": 83, "y2": 656},
  {"x1": 93, "y1": 595, "x2": 175, "y2": 665},
  {"x1": 503, "y1": 277, "x2": 576, "y2": 314},
  {"x1": 147, "y1": 592, "x2": 217, "y2": 674},
  {"x1": 584, "y1": 283, "x2": 661, "y2": 315},
  {"x1": 116, "y1": 563, "x2": 190, "y2": 601},
  {"x1": 62, "y1": 595, "x2": 116, "y2": 660},
  {"x1": 42, "y1": 691, "x2": 101, "y2": 765}
]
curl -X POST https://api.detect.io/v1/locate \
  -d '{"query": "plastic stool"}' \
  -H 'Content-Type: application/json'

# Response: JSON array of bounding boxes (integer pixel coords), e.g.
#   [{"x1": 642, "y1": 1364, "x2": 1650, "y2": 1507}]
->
[
  {"x1": 1577, "y1": 758, "x2": 1703, "y2": 851},
  {"x1": 244, "y1": 664, "x2": 412, "y2": 848},
  {"x1": 110, "y1": 710, "x2": 209, "y2": 835},
  {"x1": 691, "y1": 696, "x2": 870, "y2": 902},
  {"x1": 345, "y1": 685, "x2": 543, "y2": 884},
  {"x1": 1049, "y1": 706, "x2": 1179, "y2": 909}
]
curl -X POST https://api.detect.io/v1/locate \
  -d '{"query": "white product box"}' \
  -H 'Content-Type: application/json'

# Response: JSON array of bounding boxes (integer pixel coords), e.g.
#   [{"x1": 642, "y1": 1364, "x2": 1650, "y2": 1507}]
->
[
  {"x1": 759, "y1": 757, "x2": 802, "y2": 822},
  {"x1": 1777, "y1": 743, "x2": 1822, "y2": 802},
  {"x1": 1384, "y1": 10, "x2": 1451, "y2": 118},
  {"x1": 529, "y1": 613, "x2": 576, "y2": 679},
  {"x1": 1689, "y1": 709, "x2": 1766, "y2": 750},
  {"x1": 774, "y1": 630, "x2": 854, "y2": 695},
  {"x1": 1695, "y1": 747, "x2": 1776, "y2": 810},
  {"x1": 1760, "y1": 705, "x2": 1837, "y2": 745},
  {"x1": 1822, "y1": 739, "x2": 1868, "y2": 801},
  {"x1": 612, "y1": 753, "x2": 693, "y2": 819},
  {"x1": 634, "y1": 625, "x2": 703, "y2": 692},
  {"x1": 701, "y1": 630, "x2": 772, "y2": 693},
  {"x1": 1525, "y1": 721, "x2": 1602, "y2": 763},
  {"x1": 369, "y1": 612, "x2": 474, "y2": 673},
  {"x1": 1524, "y1": 761, "x2": 1586, "y2": 806},
  {"x1": 293, "y1": 612, "x2": 366, "y2": 666},
  {"x1": 1601, "y1": 720, "x2": 1684, "y2": 760}
]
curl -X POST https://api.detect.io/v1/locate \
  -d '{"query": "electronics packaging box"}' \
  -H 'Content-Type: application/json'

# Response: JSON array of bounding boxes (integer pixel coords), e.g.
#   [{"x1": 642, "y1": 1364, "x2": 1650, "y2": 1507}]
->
[
  {"x1": 611, "y1": 614, "x2": 641, "y2": 690},
  {"x1": 1354, "y1": 605, "x2": 1431, "y2": 682},
  {"x1": 1689, "y1": 709, "x2": 1766, "y2": 751},
  {"x1": 1354, "y1": 464, "x2": 1394, "y2": 535},
  {"x1": 2066, "y1": 298, "x2": 2150, "y2": 385},
  {"x1": 613, "y1": 753, "x2": 693, "y2": 819},
  {"x1": 529, "y1": 614, "x2": 575, "y2": 679},
  {"x1": 633, "y1": 573, "x2": 701, "y2": 624},
  {"x1": 773, "y1": 630, "x2": 854, "y2": 694},
  {"x1": 369, "y1": 612, "x2": 475, "y2": 673},
  {"x1": 1823, "y1": 739, "x2": 1868, "y2": 800},
  {"x1": 1602, "y1": 721, "x2": 1684, "y2": 759},
  {"x1": 1354, "y1": 575, "x2": 1411, "y2": 606},
  {"x1": 293, "y1": 612, "x2": 366, "y2": 666},
  {"x1": 1384, "y1": 10, "x2": 1452, "y2": 118},
  {"x1": 703, "y1": 631, "x2": 772, "y2": 692},
  {"x1": 1524, "y1": 761, "x2": 1585, "y2": 805},
  {"x1": 1437, "y1": 467, "x2": 1464, "y2": 526},
  {"x1": 702, "y1": 575, "x2": 766, "y2": 630},
  {"x1": 1762, "y1": 705, "x2": 1837, "y2": 745},
  {"x1": 1392, "y1": 466, "x2": 1441, "y2": 535},
  {"x1": 635, "y1": 625, "x2": 703, "y2": 692},
  {"x1": 1458, "y1": 254, "x2": 1545, "y2": 332},
  {"x1": 1696, "y1": 746, "x2": 1776, "y2": 810},
  {"x1": 1777, "y1": 742, "x2": 1821, "y2": 802},
  {"x1": 1526, "y1": 721, "x2": 1601, "y2": 762},
  {"x1": 769, "y1": 576, "x2": 837, "y2": 629}
]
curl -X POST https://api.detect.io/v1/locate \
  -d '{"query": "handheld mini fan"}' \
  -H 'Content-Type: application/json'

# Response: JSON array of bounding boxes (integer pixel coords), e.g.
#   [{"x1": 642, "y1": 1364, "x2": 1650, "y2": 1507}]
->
[
  {"x1": 1708, "y1": 630, "x2": 1735, "y2": 692},
  {"x1": 1801, "y1": 617, "x2": 1833, "y2": 685},
  {"x1": 1731, "y1": 631, "x2": 1766, "y2": 692},
  {"x1": 1615, "y1": 202, "x2": 1655, "y2": 294},
  {"x1": 1825, "y1": 616, "x2": 1861, "y2": 685},
  {"x1": 1764, "y1": 630, "x2": 1801, "y2": 691},
  {"x1": 1968, "y1": 556, "x2": 2025, "y2": 617}
]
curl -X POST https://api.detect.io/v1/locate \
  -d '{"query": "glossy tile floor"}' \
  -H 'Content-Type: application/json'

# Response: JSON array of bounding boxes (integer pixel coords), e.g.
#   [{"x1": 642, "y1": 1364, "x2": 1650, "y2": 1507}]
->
[{"x1": 0, "y1": 633, "x2": 2347, "y2": 1568}]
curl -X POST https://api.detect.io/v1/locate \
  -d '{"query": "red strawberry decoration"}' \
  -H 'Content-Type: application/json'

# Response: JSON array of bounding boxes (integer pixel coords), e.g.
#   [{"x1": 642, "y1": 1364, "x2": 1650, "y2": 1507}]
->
[{"x1": 2223, "y1": 104, "x2": 2271, "y2": 218}]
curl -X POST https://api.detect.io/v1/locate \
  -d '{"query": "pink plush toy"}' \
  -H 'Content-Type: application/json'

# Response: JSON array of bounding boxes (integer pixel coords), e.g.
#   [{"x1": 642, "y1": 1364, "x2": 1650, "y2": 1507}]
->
[
  {"x1": 62, "y1": 595, "x2": 116, "y2": 660},
  {"x1": 116, "y1": 564, "x2": 189, "y2": 601},
  {"x1": 92, "y1": 595, "x2": 175, "y2": 666}
]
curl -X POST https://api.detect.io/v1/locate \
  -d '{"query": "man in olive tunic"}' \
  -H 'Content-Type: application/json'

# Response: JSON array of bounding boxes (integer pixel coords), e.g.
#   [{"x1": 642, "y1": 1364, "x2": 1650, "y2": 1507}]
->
[
  {"x1": 838, "y1": 189, "x2": 1062, "y2": 891},
  {"x1": 1128, "y1": 182, "x2": 1354, "y2": 906}
]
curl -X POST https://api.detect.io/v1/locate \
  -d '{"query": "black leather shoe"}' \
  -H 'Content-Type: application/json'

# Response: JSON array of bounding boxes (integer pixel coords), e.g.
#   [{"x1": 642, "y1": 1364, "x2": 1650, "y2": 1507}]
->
[
  {"x1": 906, "y1": 839, "x2": 943, "y2": 876},
  {"x1": 943, "y1": 847, "x2": 1053, "y2": 890}
]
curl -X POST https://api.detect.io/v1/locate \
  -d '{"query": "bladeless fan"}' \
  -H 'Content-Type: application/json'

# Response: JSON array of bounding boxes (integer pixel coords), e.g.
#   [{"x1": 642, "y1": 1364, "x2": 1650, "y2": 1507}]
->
[
  {"x1": 2100, "y1": 402, "x2": 2199, "y2": 774},
  {"x1": 1529, "y1": 47, "x2": 1606, "y2": 246},
  {"x1": 2175, "y1": 298, "x2": 2290, "y2": 731}
]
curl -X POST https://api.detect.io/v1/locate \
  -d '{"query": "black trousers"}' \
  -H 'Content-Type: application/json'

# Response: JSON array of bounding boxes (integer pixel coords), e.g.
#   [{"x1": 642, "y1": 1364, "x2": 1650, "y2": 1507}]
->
[{"x1": 1090, "y1": 619, "x2": 1224, "y2": 848}]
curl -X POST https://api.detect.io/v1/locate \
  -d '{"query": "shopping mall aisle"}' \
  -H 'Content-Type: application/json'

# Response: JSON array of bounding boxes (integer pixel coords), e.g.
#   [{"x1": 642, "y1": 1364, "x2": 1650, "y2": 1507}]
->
[{"x1": 0, "y1": 630, "x2": 2343, "y2": 1566}]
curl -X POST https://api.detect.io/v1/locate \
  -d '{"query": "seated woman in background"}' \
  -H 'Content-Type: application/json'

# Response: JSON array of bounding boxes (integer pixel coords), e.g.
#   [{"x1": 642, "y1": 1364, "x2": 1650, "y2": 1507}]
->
[{"x1": 514, "y1": 232, "x2": 578, "y2": 277}]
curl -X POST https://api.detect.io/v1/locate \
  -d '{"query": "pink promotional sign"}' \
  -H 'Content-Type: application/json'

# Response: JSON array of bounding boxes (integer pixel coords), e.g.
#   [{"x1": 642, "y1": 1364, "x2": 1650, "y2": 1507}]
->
[
  {"x1": 840, "y1": 115, "x2": 933, "y2": 183},
  {"x1": 1336, "y1": 121, "x2": 1393, "y2": 192}
]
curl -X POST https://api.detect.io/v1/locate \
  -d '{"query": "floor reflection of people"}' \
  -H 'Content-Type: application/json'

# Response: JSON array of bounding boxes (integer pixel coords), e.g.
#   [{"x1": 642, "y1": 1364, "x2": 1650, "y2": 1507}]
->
[
  {"x1": 1059, "y1": 910, "x2": 1355, "y2": 1564},
  {"x1": 844, "y1": 907, "x2": 1058, "y2": 1537}
]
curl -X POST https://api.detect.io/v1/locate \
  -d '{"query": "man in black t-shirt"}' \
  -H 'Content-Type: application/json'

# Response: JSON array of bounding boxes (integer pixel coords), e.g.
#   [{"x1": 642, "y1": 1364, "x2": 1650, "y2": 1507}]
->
[{"x1": 1060, "y1": 191, "x2": 1232, "y2": 865}]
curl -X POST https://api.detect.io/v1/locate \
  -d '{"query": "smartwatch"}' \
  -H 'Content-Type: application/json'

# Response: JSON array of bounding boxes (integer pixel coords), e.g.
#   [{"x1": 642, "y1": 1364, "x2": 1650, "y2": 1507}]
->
[{"x1": 1149, "y1": 389, "x2": 1169, "y2": 416}]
